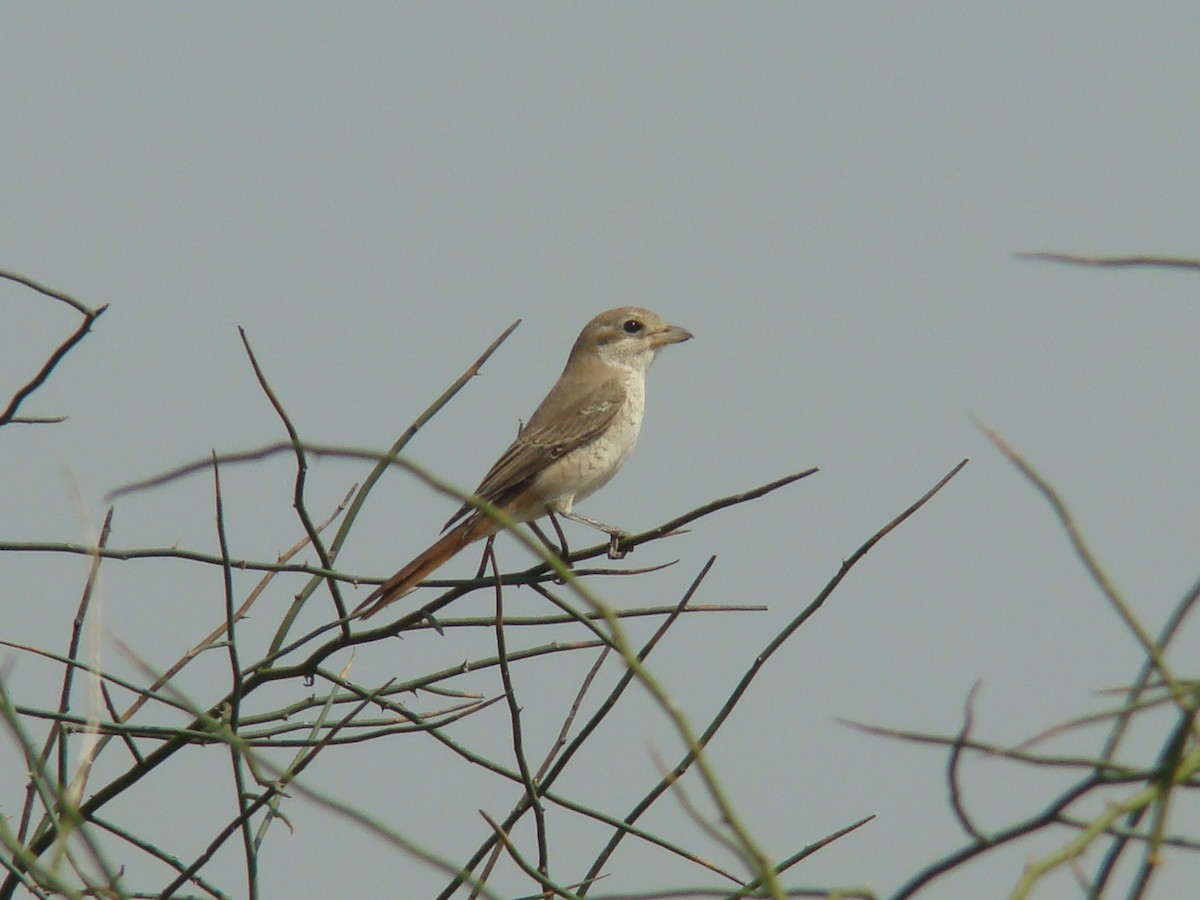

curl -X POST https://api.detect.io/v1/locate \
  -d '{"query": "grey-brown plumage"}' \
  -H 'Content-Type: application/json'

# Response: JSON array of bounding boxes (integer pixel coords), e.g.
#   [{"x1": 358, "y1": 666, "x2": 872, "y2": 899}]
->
[{"x1": 356, "y1": 307, "x2": 691, "y2": 619}]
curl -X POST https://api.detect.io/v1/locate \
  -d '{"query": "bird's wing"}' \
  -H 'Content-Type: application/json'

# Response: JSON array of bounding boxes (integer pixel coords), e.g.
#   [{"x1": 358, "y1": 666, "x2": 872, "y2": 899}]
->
[{"x1": 442, "y1": 376, "x2": 627, "y2": 531}]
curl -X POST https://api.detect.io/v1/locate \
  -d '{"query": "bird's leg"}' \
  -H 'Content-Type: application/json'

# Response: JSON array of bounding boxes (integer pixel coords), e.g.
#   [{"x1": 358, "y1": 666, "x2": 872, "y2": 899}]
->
[
  {"x1": 548, "y1": 512, "x2": 572, "y2": 560},
  {"x1": 559, "y1": 511, "x2": 632, "y2": 559},
  {"x1": 527, "y1": 515, "x2": 574, "y2": 584},
  {"x1": 473, "y1": 535, "x2": 497, "y2": 579},
  {"x1": 530, "y1": 518, "x2": 571, "y2": 564}
]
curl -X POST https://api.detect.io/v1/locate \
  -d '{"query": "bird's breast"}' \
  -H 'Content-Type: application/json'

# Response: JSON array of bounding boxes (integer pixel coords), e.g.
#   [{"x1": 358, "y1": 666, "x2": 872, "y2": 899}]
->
[{"x1": 534, "y1": 376, "x2": 645, "y2": 511}]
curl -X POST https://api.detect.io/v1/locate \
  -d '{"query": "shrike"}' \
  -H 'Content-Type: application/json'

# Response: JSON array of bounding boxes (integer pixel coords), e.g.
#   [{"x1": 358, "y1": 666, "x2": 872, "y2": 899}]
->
[{"x1": 356, "y1": 307, "x2": 692, "y2": 619}]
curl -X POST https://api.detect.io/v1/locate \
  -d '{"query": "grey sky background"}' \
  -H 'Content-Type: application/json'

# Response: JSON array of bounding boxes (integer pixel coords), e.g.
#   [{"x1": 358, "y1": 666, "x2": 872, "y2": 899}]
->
[{"x1": 3, "y1": 5, "x2": 1199, "y2": 898}]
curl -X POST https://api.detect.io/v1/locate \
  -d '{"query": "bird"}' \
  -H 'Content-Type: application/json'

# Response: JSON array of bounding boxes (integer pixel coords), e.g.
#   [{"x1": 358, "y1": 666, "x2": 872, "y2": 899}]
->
[{"x1": 354, "y1": 306, "x2": 693, "y2": 619}]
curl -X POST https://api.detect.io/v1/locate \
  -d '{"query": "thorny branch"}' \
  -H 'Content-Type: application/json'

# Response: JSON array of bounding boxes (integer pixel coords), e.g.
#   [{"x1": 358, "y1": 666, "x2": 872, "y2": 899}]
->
[
  {"x1": 2, "y1": 301, "x2": 850, "y2": 900},
  {"x1": 1, "y1": 269, "x2": 107, "y2": 427},
  {"x1": 3, "y1": 273, "x2": 987, "y2": 900}
]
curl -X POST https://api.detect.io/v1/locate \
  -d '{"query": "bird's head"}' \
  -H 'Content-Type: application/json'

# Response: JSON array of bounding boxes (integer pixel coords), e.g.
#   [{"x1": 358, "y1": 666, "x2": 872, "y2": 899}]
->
[{"x1": 570, "y1": 307, "x2": 693, "y2": 374}]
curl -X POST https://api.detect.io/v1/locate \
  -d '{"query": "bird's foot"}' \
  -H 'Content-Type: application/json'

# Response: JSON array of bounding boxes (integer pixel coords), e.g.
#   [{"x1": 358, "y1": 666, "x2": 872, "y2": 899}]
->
[
  {"x1": 559, "y1": 511, "x2": 634, "y2": 559},
  {"x1": 607, "y1": 530, "x2": 634, "y2": 560}
]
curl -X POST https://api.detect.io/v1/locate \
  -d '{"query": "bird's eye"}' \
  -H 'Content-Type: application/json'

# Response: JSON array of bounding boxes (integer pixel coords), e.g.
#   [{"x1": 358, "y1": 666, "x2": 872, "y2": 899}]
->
[{"x1": 622, "y1": 319, "x2": 644, "y2": 334}]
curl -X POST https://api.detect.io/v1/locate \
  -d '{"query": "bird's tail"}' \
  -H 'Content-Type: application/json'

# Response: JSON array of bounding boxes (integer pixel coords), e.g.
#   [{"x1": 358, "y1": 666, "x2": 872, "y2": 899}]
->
[{"x1": 355, "y1": 519, "x2": 485, "y2": 619}]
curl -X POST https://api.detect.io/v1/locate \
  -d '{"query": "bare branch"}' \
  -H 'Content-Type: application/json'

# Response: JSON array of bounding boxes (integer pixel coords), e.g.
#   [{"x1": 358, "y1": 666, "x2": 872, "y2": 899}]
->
[
  {"x1": 579, "y1": 459, "x2": 969, "y2": 892},
  {"x1": 1015, "y1": 251, "x2": 1200, "y2": 271},
  {"x1": 0, "y1": 270, "x2": 107, "y2": 427},
  {"x1": 947, "y1": 682, "x2": 983, "y2": 841}
]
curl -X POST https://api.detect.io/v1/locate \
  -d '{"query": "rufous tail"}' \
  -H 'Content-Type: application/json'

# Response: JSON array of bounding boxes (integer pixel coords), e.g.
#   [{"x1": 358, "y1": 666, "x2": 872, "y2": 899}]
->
[{"x1": 356, "y1": 519, "x2": 485, "y2": 619}]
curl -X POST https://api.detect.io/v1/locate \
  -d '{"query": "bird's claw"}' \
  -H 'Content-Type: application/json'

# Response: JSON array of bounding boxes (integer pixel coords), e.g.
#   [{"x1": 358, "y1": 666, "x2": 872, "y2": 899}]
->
[{"x1": 607, "y1": 532, "x2": 633, "y2": 559}]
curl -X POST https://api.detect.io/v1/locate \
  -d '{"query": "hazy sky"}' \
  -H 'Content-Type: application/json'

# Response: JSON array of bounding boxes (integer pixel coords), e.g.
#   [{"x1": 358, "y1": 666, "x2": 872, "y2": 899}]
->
[{"x1": 4, "y1": 6, "x2": 1199, "y2": 898}]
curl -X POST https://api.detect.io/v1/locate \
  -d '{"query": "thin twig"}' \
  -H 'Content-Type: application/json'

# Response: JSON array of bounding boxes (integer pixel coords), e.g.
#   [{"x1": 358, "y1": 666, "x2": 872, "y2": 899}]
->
[
  {"x1": 977, "y1": 422, "x2": 1181, "y2": 703},
  {"x1": 888, "y1": 776, "x2": 1105, "y2": 899},
  {"x1": 765, "y1": 815, "x2": 876, "y2": 880},
  {"x1": 1015, "y1": 251, "x2": 1200, "y2": 271},
  {"x1": 717, "y1": 816, "x2": 878, "y2": 899},
  {"x1": 1091, "y1": 577, "x2": 1200, "y2": 894},
  {"x1": 238, "y1": 327, "x2": 350, "y2": 636},
  {"x1": 479, "y1": 811, "x2": 581, "y2": 900},
  {"x1": 535, "y1": 646, "x2": 611, "y2": 782},
  {"x1": 1101, "y1": 574, "x2": 1200, "y2": 762},
  {"x1": 17, "y1": 509, "x2": 114, "y2": 843},
  {"x1": 649, "y1": 746, "x2": 746, "y2": 861},
  {"x1": 488, "y1": 542, "x2": 550, "y2": 880},
  {"x1": 266, "y1": 316, "x2": 521, "y2": 654},
  {"x1": 415, "y1": 604, "x2": 766, "y2": 630},
  {"x1": 838, "y1": 719, "x2": 1140, "y2": 776},
  {"x1": 98, "y1": 682, "x2": 142, "y2": 764},
  {"x1": 947, "y1": 681, "x2": 983, "y2": 841},
  {"x1": 211, "y1": 453, "x2": 257, "y2": 899},
  {"x1": 0, "y1": 538, "x2": 359, "y2": 581},
  {"x1": 89, "y1": 814, "x2": 232, "y2": 900},
  {"x1": 566, "y1": 470, "x2": 817, "y2": 563},
  {"x1": 0, "y1": 270, "x2": 108, "y2": 427}
]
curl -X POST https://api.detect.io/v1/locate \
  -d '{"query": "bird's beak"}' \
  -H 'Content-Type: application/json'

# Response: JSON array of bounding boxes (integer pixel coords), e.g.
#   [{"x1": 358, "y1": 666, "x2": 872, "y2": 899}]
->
[{"x1": 650, "y1": 323, "x2": 694, "y2": 347}]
